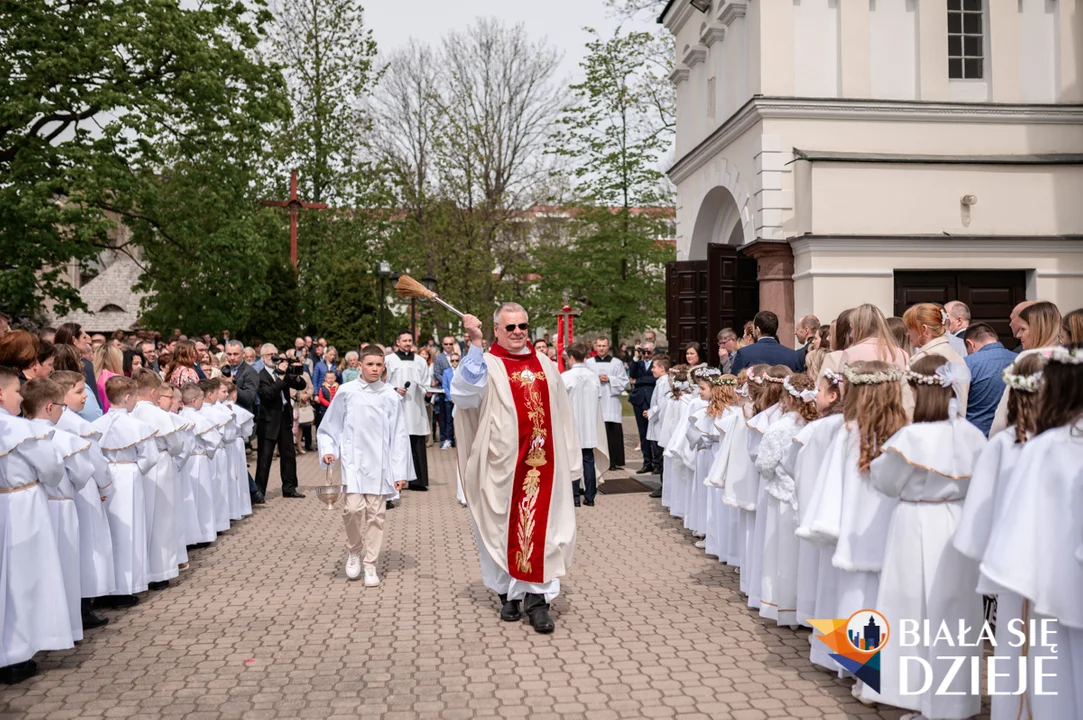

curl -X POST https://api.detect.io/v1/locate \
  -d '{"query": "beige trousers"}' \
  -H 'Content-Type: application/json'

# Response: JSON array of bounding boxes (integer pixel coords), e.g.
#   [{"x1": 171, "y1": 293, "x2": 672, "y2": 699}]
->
[{"x1": 342, "y1": 493, "x2": 386, "y2": 565}]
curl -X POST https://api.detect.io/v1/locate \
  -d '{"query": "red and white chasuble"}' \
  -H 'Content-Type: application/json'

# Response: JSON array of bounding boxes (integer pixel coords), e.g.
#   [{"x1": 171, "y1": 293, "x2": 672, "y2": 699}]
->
[{"x1": 454, "y1": 343, "x2": 582, "y2": 583}]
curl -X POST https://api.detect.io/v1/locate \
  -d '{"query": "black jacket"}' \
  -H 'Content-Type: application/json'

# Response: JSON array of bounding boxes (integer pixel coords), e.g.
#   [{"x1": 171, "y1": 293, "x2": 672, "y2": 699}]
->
[
  {"x1": 627, "y1": 357, "x2": 657, "y2": 408},
  {"x1": 256, "y1": 366, "x2": 307, "y2": 439},
  {"x1": 731, "y1": 337, "x2": 801, "y2": 374},
  {"x1": 230, "y1": 361, "x2": 259, "y2": 415}
]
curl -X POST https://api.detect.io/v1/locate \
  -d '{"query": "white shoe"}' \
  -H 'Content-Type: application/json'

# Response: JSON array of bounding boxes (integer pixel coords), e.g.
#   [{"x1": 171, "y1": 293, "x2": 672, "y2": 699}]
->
[
  {"x1": 363, "y1": 565, "x2": 380, "y2": 586},
  {"x1": 345, "y1": 553, "x2": 362, "y2": 580},
  {"x1": 694, "y1": 539, "x2": 707, "y2": 549}
]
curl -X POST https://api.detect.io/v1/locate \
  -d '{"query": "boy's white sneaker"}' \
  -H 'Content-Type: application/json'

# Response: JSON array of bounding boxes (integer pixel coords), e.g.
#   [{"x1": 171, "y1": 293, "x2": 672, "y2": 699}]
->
[
  {"x1": 363, "y1": 565, "x2": 380, "y2": 587},
  {"x1": 345, "y1": 553, "x2": 362, "y2": 580}
]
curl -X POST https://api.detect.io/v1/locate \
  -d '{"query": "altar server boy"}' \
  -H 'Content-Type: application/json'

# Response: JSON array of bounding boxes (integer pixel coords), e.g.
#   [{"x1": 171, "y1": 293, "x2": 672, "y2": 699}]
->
[
  {"x1": 130, "y1": 369, "x2": 186, "y2": 589},
  {"x1": 561, "y1": 343, "x2": 610, "y2": 507},
  {"x1": 645, "y1": 355, "x2": 671, "y2": 494},
  {"x1": 158, "y1": 383, "x2": 193, "y2": 569},
  {"x1": 179, "y1": 385, "x2": 220, "y2": 545},
  {"x1": 0, "y1": 367, "x2": 73, "y2": 684},
  {"x1": 198, "y1": 379, "x2": 234, "y2": 533},
  {"x1": 51, "y1": 370, "x2": 116, "y2": 625},
  {"x1": 91, "y1": 376, "x2": 160, "y2": 600},
  {"x1": 22, "y1": 379, "x2": 96, "y2": 642},
  {"x1": 318, "y1": 345, "x2": 410, "y2": 587},
  {"x1": 224, "y1": 383, "x2": 254, "y2": 519}
]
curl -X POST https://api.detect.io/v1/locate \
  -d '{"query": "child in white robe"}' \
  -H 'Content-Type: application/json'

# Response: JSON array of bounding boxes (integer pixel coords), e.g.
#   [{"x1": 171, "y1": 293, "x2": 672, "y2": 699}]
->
[
  {"x1": 756, "y1": 373, "x2": 819, "y2": 628},
  {"x1": 199, "y1": 379, "x2": 235, "y2": 533},
  {"x1": 130, "y1": 369, "x2": 185, "y2": 590},
  {"x1": 317, "y1": 346, "x2": 410, "y2": 586},
  {"x1": 92, "y1": 376, "x2": 160, "y2": 600},
  {"x1": 645, "y1": 356, "x2": 672, "y2": 498},
  {"x1": 660, "y1": 365, "x2": 691, "y2": 514},
  {"x1": 744, "y1": 364, "x2": 788, "y2": 610},
  {"x1": 51, "y1": 370, "x2": 115, "y2": 626},
  {"x1": 697, "y1": 373, "x2": 738, "y2": 561},
  {"x1": 954, "y1": 352, "x2": 1043, "y2": 720},
  {"x1": 0, "y1": 368, "x2": 72, "y2": 684},
  {"x1": 225, "y1": 384, "x2": 254, "y2": 519},
  {"x1": 561, "y1": 344, "x2": 609, "y2": 508},
  {"x1": 981, "y1": 344, "x2": 1083, "y2": 720},
  {"x1": 859, "y1": 355, "x2": 987, "y2": 718},
  {"x1": 179, "y1": 385, "x2": 220, "y2": 545},
  {"x1": 157, "y1": 384, "x2": 192, "y2": 570},
  {"x1": 717, "y1": 370, "x2": 757, "y2": 579},
  {"x1": 787, "y1": 370, "x2": 846, "y2": 666},
  {"x1": 23, "y1": 379, "x2": 96, "y2": 644},
  {"x1": 682, "y1": 368, "x2": 716, "y2": 540}
]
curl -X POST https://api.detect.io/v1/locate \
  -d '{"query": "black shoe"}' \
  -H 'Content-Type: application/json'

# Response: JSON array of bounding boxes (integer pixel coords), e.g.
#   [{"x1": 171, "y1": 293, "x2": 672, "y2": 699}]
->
[
  {"x1": 188, "y1": 542, "x2": 212, "y2": 550},
  {"x1": 649, "y1": 488, "x2": 662, "y2": 498},
  {"x1": 282, "y1": 489, "x2": 306, "y2": 498},
  {"x1": 584, "y1": 499, "x2": 595, "y2": 507},
  {"x1": 635, "y1": 466, "x2": 654, "y2": 475},
  {"x1": 498, "y1": 593, "x2": 522, "y2": 622},
  {"x1": 407, "y1": 483, "x2": 428, "y2": 492},
  {"x1": 148, "y1": 580, "x2": 169, "y2": 591},
  {"x1": 82, "y1": 611, "x2": 109, "y2": 630},
  {"x1": 0, "y1": 660, "x2": 38, "y2": 684},
  {"x1": 385, "y1": 500, "x2": 394, "y2": 510},
  {"x1": 99, "y1": 594, "x2": 139, "y2": 609},
  {"x1": 574, "y1": 501, "x2": 581, "y2": 508},
  {"x1": 251, "y1": 491, "x2": 265, "y2": 505},
  {"x1": 523, "y1": 593, "x2": 555, "y2": 634}
]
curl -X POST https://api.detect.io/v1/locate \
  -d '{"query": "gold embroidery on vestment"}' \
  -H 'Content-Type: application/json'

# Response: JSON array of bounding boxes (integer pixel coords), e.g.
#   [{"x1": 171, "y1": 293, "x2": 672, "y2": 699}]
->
[{"x1": 511, "y1": 370, "x2": 548, "y2": 575}]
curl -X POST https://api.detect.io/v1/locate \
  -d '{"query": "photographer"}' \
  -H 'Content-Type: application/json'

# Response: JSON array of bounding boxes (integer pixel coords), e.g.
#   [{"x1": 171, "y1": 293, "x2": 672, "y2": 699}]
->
[
  {"x1": 254, "y1": 343, "x2": 308, "y2": 499},
  {"x1": 627, "y1": 341, "x2": 658, "y2": 474}
]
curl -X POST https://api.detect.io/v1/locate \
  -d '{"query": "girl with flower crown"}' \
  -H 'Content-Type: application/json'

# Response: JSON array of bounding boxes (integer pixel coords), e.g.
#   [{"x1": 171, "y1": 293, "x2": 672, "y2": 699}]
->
[
  {"x1": 679, "y1": 368, "x2": 715, "y2": 541},
  {"x1": 661, "y1": 364, "x2": 696, "y2": 518},
  {"x1": 789, "y1": 368, "x2": 848, "y2": 671},
  {"x1": 954, "y1": 351, "x2": 1047, "y2": 720},
  {"x1": 979, "y1": 344, "x2": 1083, "y2": 720},
  {"x1": 686, "y1": 370, "x2": 734, "y2": 557},
  {"x1": 857, "y1": 355, "x2": 988, "y2": 717},
  {"x1": 702, "y1": 374, "x2": 741, "y2": 565},
  {"x1": 744, "y1": 364, "x2": 789, "y2": 610},
  {"x1": 903, "y1": 303, "x2": 971, "y2": 418},
  {"x1": 755, "y1": 373, "x2": 818, "y2": 628},
  {"x1": 712, "y1": 368, "x2": 757, "y2": 577}
]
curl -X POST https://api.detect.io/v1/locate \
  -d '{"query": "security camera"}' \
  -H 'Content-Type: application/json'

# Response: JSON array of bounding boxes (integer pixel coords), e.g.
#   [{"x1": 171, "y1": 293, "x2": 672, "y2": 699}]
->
[{"x1": 961, "y1": 194, "x2": 978, "y2": 207}]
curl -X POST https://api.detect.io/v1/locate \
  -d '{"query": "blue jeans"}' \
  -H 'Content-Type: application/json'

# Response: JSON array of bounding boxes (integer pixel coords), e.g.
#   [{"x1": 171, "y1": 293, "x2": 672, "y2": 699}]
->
[
  {"x1": 573, "y1": 449, "x2": 597, "y2": 504},
  {"x1": 438, "y1": 397, "x2": 455, "y2": 445}
]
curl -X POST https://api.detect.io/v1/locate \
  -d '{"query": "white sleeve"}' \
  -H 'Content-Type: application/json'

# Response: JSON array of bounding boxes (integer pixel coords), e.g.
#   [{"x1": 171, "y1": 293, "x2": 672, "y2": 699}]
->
[
  {"x1": 19, "y1": 435, "x2": 66, "y2": 488},
  {"x1": 136, "y1": 438, "x2": 161, "y2": 476},
  {"x1": 607, "y1": 360, "x2": 629, "y2": 396},
  {"x1": 389, "y1": 401, "x2": 411, "y2": 482},
  {"x1": 317, "y1": 389, "x2": 346, "y2": 467},
  {"x1": 451, "y1": 344, "x2": 488, "y2": 409}
]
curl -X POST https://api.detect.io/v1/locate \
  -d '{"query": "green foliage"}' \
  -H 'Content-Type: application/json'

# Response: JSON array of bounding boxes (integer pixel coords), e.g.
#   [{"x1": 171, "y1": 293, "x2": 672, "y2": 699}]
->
[
  {"x1": 310, "y1": 258, "x2": 382, "y2": 349},
  {"x1": 0, "y1": 0, "x2": 287, "y2": 318},
  {"x1": 535, "y1": 28, "x2": 675, "y2": 344},
  {"x1": 244, "y1": 258, "x2": 303, "y2": 348}
]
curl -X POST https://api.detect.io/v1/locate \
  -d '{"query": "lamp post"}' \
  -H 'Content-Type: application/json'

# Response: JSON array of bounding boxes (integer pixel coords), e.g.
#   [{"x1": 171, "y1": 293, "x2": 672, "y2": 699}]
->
[{"x1": 377, "y1": 261, "x2": 391, "y2": 345}]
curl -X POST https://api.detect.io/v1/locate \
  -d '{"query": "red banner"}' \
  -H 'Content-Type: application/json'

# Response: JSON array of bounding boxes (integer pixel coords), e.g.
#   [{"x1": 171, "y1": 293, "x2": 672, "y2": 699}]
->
[{"x1": 489, "y1": 342, "x2": 555, "y2": 583}]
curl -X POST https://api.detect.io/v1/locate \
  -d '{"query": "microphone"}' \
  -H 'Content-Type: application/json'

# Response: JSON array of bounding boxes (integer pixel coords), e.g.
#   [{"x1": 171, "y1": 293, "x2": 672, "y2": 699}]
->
[{"x1": 404, "y1": 382, "x2": 411, "y2": 390}]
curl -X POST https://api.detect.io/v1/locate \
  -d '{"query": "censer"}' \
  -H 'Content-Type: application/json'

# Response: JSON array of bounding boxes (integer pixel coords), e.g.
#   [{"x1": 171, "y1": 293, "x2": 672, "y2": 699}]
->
[{"x1": 314, "y1": 466, "x2": 346, "y2": 509}]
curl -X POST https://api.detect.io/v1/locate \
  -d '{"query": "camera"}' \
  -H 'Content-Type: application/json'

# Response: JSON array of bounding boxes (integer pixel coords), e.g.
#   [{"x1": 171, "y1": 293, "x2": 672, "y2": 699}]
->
[{"x1": 271, "y1": 355, "x2": 303, "y2": 373}]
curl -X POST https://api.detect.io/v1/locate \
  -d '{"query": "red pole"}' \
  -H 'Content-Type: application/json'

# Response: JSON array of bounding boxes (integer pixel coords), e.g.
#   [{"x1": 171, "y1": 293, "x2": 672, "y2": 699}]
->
[{"x1": 556, "y1": 314, "x2": 565, "y2": 372}]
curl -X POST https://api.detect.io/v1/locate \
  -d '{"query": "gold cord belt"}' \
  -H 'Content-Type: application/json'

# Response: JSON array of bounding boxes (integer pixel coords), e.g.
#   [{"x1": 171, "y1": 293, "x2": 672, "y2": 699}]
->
[{"x1": 0, "y1": 480, "x2": 41, "y2": 494}]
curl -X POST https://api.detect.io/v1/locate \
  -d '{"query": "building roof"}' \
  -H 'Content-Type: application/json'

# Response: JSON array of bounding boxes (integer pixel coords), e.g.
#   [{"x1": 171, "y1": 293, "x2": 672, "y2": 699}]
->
[
  {"x1": 49, "y1": 255, "x2": 146, "y2": 332},
  {"x1": 791, "y1": 149, "x2": 1083, "y2": 165}
]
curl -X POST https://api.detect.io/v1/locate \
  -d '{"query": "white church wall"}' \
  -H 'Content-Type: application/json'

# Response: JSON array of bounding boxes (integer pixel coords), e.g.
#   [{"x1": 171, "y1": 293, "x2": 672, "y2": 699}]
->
[
  {"x1": 792, "y1": 0, "x2": 839, "y2": 98},
  {"x1": 869, "y1": 0, "x2": 918, "y2": 100}
]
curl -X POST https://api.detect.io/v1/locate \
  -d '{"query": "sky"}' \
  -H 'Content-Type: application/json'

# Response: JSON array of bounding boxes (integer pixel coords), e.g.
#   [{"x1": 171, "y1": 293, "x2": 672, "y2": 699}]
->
[{"x1": 365, "y1": 0, "x2": 657, "y2": 85}]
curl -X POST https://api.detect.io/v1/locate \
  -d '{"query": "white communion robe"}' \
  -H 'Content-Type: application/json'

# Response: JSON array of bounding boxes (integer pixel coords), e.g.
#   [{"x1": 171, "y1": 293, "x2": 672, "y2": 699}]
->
[
  {"x1": 687, "y1": 408, "x2": 723, "y2": 557},
  {"x1": 92, "y1": 409, "x2": 160, "y2": 595},
  {"x1": 452, "y1": 343, "x2": 581, "y2": 602},
  {"x1": 169, "y1": 413, "x2": 194, "y2": 565},
  {"x1": 682, "y1": 401, "x2": 711, "y2": 535},
  {"x1": 29, "y1": 419, "x2": 93, "y2": 642},
  {"x1": 645, "y1": 375, "x2": 670, "y2": 444},
  {"x1": 561, "y1": 365, "x2": 611, "y2": 488},
  {"x1": 745, "y1": 404, "x2": 783, "y2": 610},
  {"x1": 658, "y1": 392, "x2": 688, "y2": 511},
  {"x1": 179, "y1": 407, "x2": 220, "y2": 544},
  {"x1": 705, "y1": 406, "x2": 744, "y2": 567},
  {"x1": 859, "y1": 419, "x2": 987, "y2": 718},
  {"x1": 55, "y1": 408, "x2": 116, "y2": 598},
  {"x1": 202, "y1": 402, "x2": 236, "y2": 533},
  {"x1": 715, "y1": 405, "x2": 757, "y2": 581},
  {"x1": 0, "y1": 411, "x2": 73, "y2": 666},
  {"x1": 662, "y1": 395, "x2": 699, "y2": 519},
  {"x1": 385, "y1": 352, "x2": 432, "y2": 437},
  {"x1": 980, "y1": 424, "x2": 1083, "y2": 720},
  {"x1": 227, "y1": 403, "x2": 254, "y2": 519},
  {"x1": 317, "y1": 378, "x2": 411, "y2": 496},
  {"x1": 756, "y1": 411, "x2": 802, "y2": 627},
  {"x1": 130, "y1": 401, "x2": 185, "y2": 583},
  {"x1": 584, "y1": 355, "x2": 628, "y2": 424}
]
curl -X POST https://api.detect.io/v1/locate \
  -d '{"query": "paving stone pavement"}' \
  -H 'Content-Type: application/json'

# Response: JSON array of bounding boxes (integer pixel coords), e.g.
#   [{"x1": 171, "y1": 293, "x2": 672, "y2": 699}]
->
[{"x1": 1, "y1": 442, "x2": 987, "y2": 720}]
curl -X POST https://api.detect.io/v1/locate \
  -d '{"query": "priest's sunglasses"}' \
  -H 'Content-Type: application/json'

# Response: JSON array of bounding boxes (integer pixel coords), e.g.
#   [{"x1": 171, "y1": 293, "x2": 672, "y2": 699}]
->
[{"x1": 502, "y1": 322, "x2": 529, "y2": 332}]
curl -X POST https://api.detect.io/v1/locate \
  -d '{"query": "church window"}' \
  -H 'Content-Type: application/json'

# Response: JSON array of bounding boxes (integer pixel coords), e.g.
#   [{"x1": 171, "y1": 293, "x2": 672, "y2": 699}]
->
[
  {"x1": 99, "y1": 304, "x2": 124, "y2": 312},
  {"x1": 947, "y1": 0, "x2": 984, "y2": 80}
]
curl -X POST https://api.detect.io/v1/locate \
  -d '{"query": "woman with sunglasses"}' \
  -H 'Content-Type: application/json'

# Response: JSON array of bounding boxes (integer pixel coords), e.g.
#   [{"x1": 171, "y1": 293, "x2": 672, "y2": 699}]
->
[{"x1": 451, "y1": 303, "x2": 593, "y2": 635}]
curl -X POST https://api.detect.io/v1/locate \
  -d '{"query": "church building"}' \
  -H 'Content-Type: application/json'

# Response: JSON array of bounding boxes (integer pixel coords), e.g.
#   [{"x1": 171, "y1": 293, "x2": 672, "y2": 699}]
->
[{"x1": 660, "y1": 0, "x2": 1083, "y2": 350}]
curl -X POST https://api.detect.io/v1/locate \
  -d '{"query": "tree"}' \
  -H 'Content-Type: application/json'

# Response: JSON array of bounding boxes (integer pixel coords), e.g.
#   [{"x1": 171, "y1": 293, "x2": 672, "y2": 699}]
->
[
  {"x1": 535, "y1": 28, "x2": 676, "y2": 345},
  {"x1": 0, "y1": 0, "x2": 287, "y2": 318},
  {"x1": 244, "y1": 257, "x2": 303, "y2": 348}
]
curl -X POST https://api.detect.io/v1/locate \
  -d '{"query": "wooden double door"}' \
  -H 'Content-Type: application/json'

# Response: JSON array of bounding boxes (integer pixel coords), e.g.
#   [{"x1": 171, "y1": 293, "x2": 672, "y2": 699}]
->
[
  {"x1": 665, "y1": 244, "x2": 759, "y2": 364},
  {"x1": 893, "y1": 270, "x2": 1027, "y2": 348}
]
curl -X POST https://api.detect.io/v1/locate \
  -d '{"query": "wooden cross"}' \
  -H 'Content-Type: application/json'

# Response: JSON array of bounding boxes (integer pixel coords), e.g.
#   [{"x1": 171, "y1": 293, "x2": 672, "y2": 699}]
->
[{"x1": 259, "y1": 169, "x2": 328, "y2": 268}]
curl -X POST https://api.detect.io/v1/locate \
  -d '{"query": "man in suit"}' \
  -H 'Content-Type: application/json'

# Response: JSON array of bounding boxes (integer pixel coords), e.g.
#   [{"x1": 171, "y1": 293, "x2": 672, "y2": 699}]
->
[
  {"x1": 794, "y1": 314, "x2": 820, "y2": 371},
  {"x1": 627, "y1": 341, "x2": 658, "y2": 474},
  {"x1": 254, "y1": 343, "x2": 308, "y2": 499},
  {"x1": 945, "y1": 301, "x2": 970, "y2": 357},
  {"x1": 730, "y1": 311, "x2": 801, "y2": 374},
  {"x1": 716, "y1": 328, "x2": 737, "y2": 374}
]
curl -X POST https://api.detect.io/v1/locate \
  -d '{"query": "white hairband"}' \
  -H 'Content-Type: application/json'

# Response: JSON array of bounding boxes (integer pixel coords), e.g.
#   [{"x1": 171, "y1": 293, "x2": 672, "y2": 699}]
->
[{"x1": 782, "y1": 376, "x2": 816, "y2": 404}]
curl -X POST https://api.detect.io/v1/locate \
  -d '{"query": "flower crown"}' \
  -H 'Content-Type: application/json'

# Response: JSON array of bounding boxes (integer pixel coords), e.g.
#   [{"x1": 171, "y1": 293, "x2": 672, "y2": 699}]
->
[
  {"x1": 735, "y1": 384, "x2": 749, "y2": 397},
  {"x1": 1050, "y1": 346, "x2": 1083, "y2": 366},
  {"x1": 694, "y1": 367, "x2": 722, "y2": 382},
  {"x1": 940, "y1": 307, "x2": 950, "y2": 327},
  {"x1": 747, "y1": 368, "x2": 765, "y2": 385},
  {"x1": 904, "y1": 362, "x2": 962, "y2": 389},
  {"x1": 783, "y1": 376, "x2": 816, "y2": 403},
  {"x1": 1001, "y1": 364, "x2": 1043, "y2": 393},
  {"x1": 673, "y1": 380, "x2": 691, "y2": 391},
  {"x1": 711, "y1": 375, "x2": 736, "y2": 387},
  {"x1": 822, "y1": 369, "x2": 843, "y2": 386},
  {"x1": 842, "y1": 363, "x2": 903, "y2": 385},
  {"x1": 763, "y1": 374, "x2": 786, "y2": 385}
]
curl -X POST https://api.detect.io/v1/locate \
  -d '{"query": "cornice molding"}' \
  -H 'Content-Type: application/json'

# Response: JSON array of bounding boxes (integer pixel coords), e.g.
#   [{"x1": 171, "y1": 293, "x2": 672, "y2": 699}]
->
[
  {"x1": 668, "y1": 96, "x2": 1083, "y2": 184},
  {"x1": 700, "y1": 23, "x2": 726, "y2": 47},
  {"x1": 718, "y1": 1, "x2": 748, "y2": 26},
  {"x1": 790, "y1": 235, "x2": 1083, "y2": 257},
  {"x1": 669, "y1": 65, "x2": 691, "y2": 86},
  {"x1": 662, "y1": 0, "x2": 695, "y2": 32},
  {"x1": 682, "y1": 45, "x2": 707, "y2": 68}
]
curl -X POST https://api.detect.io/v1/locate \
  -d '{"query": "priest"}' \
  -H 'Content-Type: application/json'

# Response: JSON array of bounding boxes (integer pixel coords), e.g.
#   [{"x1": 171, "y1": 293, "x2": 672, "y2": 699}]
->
[
  {"x1": 385, "y1": 330, "x2": 432, "y2": 491},
  {"x1": 585, "y1": 337, "x2": 628, "y2": 469},
  {"x1": 452, "y1": 303, "x2": 583, "y2": 634}
]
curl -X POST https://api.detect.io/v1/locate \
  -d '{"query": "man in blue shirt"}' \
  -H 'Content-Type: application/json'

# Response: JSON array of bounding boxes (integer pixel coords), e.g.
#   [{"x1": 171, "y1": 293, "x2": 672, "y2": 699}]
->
[{"x1": 963, "y1": 323, "x2": 1017, "y2": 436}]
